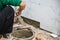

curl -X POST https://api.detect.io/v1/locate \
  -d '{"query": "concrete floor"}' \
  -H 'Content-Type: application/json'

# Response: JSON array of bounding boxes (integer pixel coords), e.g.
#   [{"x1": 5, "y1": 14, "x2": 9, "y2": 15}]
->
[
  {"x1": 8, "y1": 24, "x2": 59, "y2": 40},
  {"x1": 0, "y1": 24, "x2": 59, "y2": 40},
  {"x1": 27, "y1": 25, "x2": 59, "y2": 40},
  {"x1": 0, "y1": 17, "x2": 59, "y2": 40},
  {"x1": 9, "y1": 16, "x2": 59, "y2": 40}
]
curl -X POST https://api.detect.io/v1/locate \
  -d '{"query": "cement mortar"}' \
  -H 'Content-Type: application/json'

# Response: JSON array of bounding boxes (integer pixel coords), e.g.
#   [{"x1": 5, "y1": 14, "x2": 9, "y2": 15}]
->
[{"x1": 10, "y1": 27, "x2": 34, "y2": 40}]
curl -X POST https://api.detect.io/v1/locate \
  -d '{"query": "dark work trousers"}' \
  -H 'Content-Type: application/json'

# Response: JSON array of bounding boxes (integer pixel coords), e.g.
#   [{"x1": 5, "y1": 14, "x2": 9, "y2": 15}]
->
[{"x1": 0, "y1": 6, "x2": 14, "y2": 34}]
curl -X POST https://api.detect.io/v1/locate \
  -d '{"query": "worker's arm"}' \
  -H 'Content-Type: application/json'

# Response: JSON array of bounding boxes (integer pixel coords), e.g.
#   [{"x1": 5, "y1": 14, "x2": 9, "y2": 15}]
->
[
  {"x1": 8, "y1": 0, "x2": 26, "y2": 16},
  {"x1": 16, "y1": 1, "x2": 26, "y2": 16}
]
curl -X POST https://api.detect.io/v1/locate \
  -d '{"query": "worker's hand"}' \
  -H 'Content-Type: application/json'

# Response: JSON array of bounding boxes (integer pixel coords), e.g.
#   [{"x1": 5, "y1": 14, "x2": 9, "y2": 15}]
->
[
  {"x1": 16, "y1": 11, "x2": 21, "y2": 16},
  {"x1": 14, "y1": 16, "x2": 18, "y2": 23},
  {"x1": 16, "y1": 1, "x2": 26, "y2": 16}
]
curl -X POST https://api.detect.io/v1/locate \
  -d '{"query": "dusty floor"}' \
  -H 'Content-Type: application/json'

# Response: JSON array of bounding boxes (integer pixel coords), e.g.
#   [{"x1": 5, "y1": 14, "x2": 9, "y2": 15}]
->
[
  {"x1": 0, "y1": 24, "x2": 59, "y2": 40},
  {"x1": 0, "y1": 17, "x2": 59, "y2": 40},
  {"x1": 27, "y1": 25, "x2": 59, "y2": 40},
  {"x1": 8, "y1": 24, "x2": 59, "y2": 40}
]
